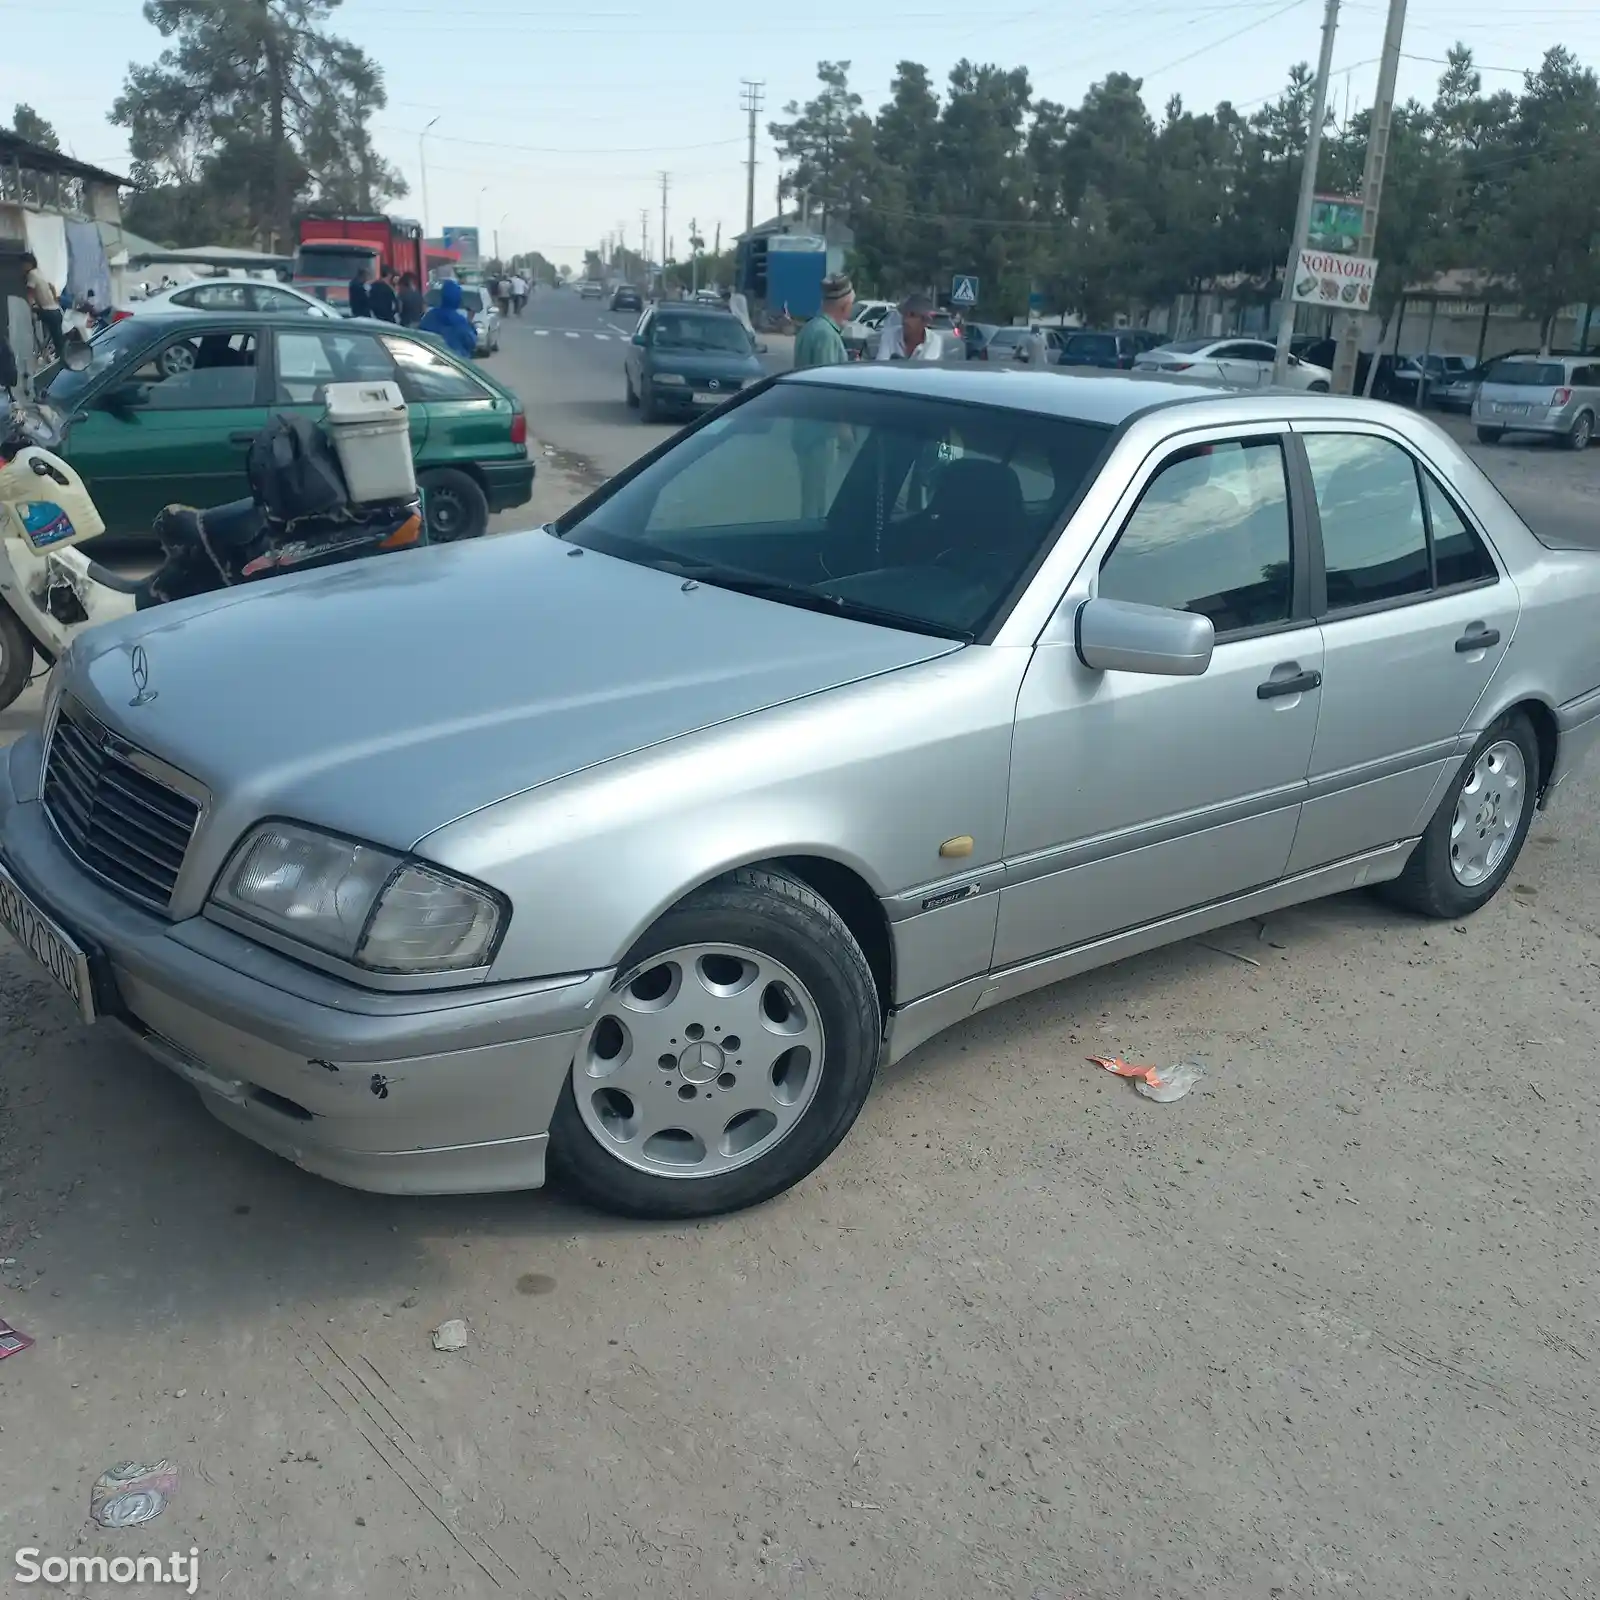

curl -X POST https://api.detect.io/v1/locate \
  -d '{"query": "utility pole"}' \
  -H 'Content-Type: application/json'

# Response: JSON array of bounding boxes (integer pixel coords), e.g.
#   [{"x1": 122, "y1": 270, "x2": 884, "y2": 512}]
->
[
  {"x1": 419, "y1": 114, "x2": 440, "y2": 239},
  {"x1": 740, "y1": 81, "x2": 765, "y2": 237},
  {"x1": 660, "y1": 171, "x2": 670, "y2": 293},
  {"x1": 690, "y1": 218, "x2": 699, "y2": 293},
  {"x1": 1333, "y1": 0, "x2": 1409, "y2": 394},
  {"x1": 1271, "y1": 0, "x2": 1341, "y2": 385},
  {"x1": 640, "y1": 208, "x2": 650, "y2": 287}
]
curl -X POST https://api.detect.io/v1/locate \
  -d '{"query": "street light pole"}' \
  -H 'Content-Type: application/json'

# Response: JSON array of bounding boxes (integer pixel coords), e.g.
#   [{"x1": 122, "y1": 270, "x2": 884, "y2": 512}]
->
[
  {"x1": 1271, "y1": 0, "x2": 1342, "y2": 385},
  {"x1": 419, "y1": 114, "x2": 441, "y2": 239}
]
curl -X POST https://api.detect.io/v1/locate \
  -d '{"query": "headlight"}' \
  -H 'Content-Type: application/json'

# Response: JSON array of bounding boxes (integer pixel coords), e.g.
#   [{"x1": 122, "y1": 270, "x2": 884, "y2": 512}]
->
[
  {"x1": 213, "y1": 822, "x2": 504, "y2": 974},
  {"x1": 654, "y1": 372, "x2": 687, "y2": 385}
]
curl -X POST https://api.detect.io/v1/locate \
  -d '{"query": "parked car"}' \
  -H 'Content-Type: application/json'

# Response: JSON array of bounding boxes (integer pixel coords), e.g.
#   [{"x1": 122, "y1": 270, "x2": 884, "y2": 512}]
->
[
  {"x1": 425, "y1": 283, "x2": 500, "y2": 356},
  {"x1": 579, "y1": 280, "x2": 604, "y2": 299},
  {"x1": 842, "y1": 301, "x2": 894, "y2": 360},
  {"x1": 118, "y1": 278, "x2": 340, "y2": 322},
  {"x1": 1473, "y1": 354, "x2": 1600, "y2": 449},
  {"x1": 623, "y1": 301, "x2": 767, "y2": 422},
  {"x1": 1383, "y1": 354, "x2": 1472, "y2": 406},
  {"x1": 612, "y1": 285, "x2": 643, "y2": 312},
  {"x1": 981, "y1": 326, "x2": 1065, "y2": 364},
  {"x1": 1057, "y1": 329, "x2": 1152, "y2": 370},
  {"x1": 35, "y1": 311, "x2": 533, "y2": 543},
  {"x1": 1134, "y1": 337, "x2": 1332, "y2": 390},
  {"x1": 6, "y1": 367, "x2": 1596, "y2": 1220}
]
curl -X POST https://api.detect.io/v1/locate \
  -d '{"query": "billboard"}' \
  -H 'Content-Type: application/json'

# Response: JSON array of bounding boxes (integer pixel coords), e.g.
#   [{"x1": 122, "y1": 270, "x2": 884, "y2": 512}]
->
[
  {"x1": 1308, "y1": 194, "x2": 1363, "y2": 254},
  {"x1": 1292, "y1": 249, "x2": 1377, "y2": 309},
  {"x1": 442, "y1": 225, "x2": 480, "y2": 270}
]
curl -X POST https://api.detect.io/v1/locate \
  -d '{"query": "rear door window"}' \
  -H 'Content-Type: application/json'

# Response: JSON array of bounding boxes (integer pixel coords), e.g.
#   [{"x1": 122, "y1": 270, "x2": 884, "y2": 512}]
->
[
  {"x1": 1303, "y1": 433, "x2": 1430, "y2": 609},
  {"x1": 172, "y1": 281, "x2": 253, "y2": 312},
  {"x1": 1423, "y1": 471, "x2": 1498, "y2": 588},
  {"x1": 273, "y1": 329, "x2": 397, "y2": 403},
  {"x1": 382, "y1": 334, "x2": 490, "y2": 403}
]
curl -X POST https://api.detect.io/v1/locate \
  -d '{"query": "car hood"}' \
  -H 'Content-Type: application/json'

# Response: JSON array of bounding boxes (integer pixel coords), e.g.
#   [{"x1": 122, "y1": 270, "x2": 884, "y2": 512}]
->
[
  {"x1": 69, "y1": 531, "x2": 961, "y2": 853},
  {"x1": 649, "y1": 348, "x2": 763, "y2": 379}
]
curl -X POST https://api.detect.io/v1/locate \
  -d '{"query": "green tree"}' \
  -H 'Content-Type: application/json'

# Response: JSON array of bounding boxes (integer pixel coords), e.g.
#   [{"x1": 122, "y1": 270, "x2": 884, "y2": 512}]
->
[
  {"x1": 8, "y1": 103, "x2": 60, "y2": 150},
  {"x1": 111, "y1": 0, "x2": 403, "y2": 249}
]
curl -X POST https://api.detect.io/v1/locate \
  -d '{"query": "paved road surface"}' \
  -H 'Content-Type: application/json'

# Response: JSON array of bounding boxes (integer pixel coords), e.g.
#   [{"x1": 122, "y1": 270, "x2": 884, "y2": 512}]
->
[{"x1": 2, "y1": 298, "x2": 1598, "y2": 1598}]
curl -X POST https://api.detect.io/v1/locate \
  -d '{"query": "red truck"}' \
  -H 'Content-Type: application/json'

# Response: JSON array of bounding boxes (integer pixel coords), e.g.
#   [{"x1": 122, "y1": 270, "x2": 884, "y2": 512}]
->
[{"x1": 293, "y1": 214, "x2": 425, "y2": 311}]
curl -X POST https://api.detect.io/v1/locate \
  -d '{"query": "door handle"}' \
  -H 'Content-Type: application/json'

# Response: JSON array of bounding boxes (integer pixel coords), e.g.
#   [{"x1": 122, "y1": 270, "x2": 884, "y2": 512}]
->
[
  {"x1": 1257, "y1": 669, "x2": 1322, "y2": 700},
  {"x1": 228, "y1": 430, "x2": 257, "y2": 444},
  {"x1": 1455, "y1": 627, "x2": 1500, "y2": 653}
]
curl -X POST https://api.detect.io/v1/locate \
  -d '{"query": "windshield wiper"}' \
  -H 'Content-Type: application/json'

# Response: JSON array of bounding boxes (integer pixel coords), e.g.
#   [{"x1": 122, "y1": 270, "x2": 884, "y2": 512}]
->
[{"x1": 694, "y1": 571, "x2": 974, "y2": 642}]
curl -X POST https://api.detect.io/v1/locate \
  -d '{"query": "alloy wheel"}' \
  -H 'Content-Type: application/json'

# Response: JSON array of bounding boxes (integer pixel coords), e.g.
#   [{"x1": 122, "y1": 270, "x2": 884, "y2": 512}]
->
[{"x1": 1450, "y1": 739, "x2": 1526, "y2": 887}]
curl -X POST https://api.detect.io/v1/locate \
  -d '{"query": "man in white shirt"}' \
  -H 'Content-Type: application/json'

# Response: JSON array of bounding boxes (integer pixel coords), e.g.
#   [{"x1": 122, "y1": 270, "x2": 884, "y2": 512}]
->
[
  {"x1": 875, "y1": 292, "x2": 942, "y2": 362},
  {"x1": 511, "y1": 273, "x2": 528, "y2": 314},
  {"x1": 22, "y1": 252, "x2": 66, "y2": 363}
]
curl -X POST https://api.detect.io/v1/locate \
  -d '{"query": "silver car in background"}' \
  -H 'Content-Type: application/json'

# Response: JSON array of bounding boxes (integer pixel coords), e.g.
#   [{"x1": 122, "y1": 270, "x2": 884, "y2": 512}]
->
[
  {"x1": 2, "y1": 370, "x2": 1598, "y2": 1220},
  {"x1": 1473, "y1": 354, "x2": 1599, "y2": 449}
]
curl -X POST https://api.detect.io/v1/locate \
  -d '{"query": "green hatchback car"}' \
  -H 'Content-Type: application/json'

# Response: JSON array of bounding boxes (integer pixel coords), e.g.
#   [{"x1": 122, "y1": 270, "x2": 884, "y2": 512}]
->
[{"x1": 37, "y1": 312, "x2": 535, "y2": 542}]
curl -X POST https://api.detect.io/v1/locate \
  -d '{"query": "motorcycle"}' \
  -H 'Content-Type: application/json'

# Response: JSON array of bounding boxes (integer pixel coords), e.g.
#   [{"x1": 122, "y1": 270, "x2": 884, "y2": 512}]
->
[{"x1": 0, "y1": 355, "x2": 426, "y2": 713}]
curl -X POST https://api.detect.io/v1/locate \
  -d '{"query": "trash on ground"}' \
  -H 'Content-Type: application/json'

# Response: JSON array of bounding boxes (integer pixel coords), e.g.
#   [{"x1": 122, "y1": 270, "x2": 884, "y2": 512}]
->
[
  {"x1": 1087, "y1": 1056, "x2": 1207, "y2": 1102},
  {"x1": 431, "y1": 1318, "x2": 469, "y2": 1352},
  {"x1": 0, "y1": 1317, "x2": 34, "y2": 1359},
  {"x1": 90, "y1": 1460, "x2": 180, "y2": 1528}
]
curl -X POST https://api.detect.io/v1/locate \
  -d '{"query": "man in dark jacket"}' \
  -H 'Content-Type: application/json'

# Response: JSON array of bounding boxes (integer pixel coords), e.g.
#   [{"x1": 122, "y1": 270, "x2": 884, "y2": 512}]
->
[
  {"x1": 348, "y1": 265, "x2": 373, "y2": 319},
  {"x1": 397, "y1": 273, "x2": 425, "y2": 327},
  {"x1": 368, "y1": 267, "x2": 399, "y2": 323}
]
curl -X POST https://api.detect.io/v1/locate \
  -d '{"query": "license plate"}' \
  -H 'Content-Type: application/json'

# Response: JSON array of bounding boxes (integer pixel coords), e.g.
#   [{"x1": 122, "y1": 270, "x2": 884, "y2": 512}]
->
[
  {"x1": 0, "y1": 861, "x2": 96, "y2": 1023},
  {"x1": 1496, "y1": 402, "x2": 1528, "y2": 416},
  {"x1": 691, "y1": 391, "x2": 724, "y2": 406}
]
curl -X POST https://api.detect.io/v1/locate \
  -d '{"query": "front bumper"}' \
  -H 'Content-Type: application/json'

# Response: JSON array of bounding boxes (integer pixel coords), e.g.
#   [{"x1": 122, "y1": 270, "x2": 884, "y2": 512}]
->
[
  {"x1": 478, "y1": 456, "x2": 536, "y2": 512},
  {"x1": 0, "y1": 731, "x2": 609, "y2": 1195}
]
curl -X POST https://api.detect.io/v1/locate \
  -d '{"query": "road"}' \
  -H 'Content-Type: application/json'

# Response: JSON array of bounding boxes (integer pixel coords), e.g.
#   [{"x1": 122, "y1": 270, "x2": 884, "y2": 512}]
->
[{"x1": 2, "y1": 303, "x2": 1599, "y2": 1599}]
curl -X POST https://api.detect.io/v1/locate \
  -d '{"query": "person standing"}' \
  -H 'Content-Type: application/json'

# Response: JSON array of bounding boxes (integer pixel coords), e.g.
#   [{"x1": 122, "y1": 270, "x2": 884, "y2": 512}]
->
[
  {"x1": 876, "y1": 292, "x2": 942, "y2": 361},
  {"x1": 348, "y1": 263, "x2": 373, "y2": 319},
  {"x1": 511, "y1": 272, "x2": 528, "y2": 314},
  {"x1": 398, "y1": 272, "x2": 426, "y2": 328},
  {"x1": 21, "y1": 252, "x2": 66, "y2": 363},
  {"x1": 792, "y1": 273, "x2": 854, "y2": 370},
  {"x1": 368, "y1": 266, "x2": 400, "y2": 324}
]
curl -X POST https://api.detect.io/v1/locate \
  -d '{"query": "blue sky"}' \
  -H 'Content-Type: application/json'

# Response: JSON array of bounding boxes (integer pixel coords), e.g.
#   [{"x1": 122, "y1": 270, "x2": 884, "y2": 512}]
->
[{"x1": 4, "y1": 0, "x2": 1597, "y2": 269}]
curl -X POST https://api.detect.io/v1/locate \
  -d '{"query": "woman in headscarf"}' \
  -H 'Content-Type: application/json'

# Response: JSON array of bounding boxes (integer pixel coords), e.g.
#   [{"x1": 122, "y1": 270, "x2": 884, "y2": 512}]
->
[{"x1": 418, "y1": 278, "x2": 478, "y2": 360}]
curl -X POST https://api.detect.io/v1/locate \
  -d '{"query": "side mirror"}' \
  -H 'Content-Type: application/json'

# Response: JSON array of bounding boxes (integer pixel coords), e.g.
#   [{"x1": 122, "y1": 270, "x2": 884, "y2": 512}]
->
[
  {"x1": 632, "y1": 332, "x2": 646, "y2": 346},
  {"x1": 102, "y1": 382, "x2": 151, "y2": 412},
  {"x1": 63, "y1": 336, "x2": 93, "y2": 372},
  {"x1": 755, "y1": 341, "x2": 769, "y2": 354},
  {"x1": 1075, "y1": 597, "x2": 1214, "y2": 677}
]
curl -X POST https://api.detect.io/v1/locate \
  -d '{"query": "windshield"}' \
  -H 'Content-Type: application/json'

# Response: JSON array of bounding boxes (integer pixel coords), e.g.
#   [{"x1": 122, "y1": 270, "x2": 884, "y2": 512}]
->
[
  {"x1": 36, "y1": 320, "x2": 147, "y2": 406},
  {"x1": 296, "y1": 246, "x2": 379, "y2": 282},
  {"x1": 559, "y1": 382, "x2": 1111, "y2": 638},
  {"x1": 1486, "y1": 360, "x2": 1565, "y2": 387},
  {"x1": 650, "y1": 312, "x2": 753, "y2": 354},
  {"x1": 1151, "y1": 338, "x2": 1216, "y2": 355},
  {"x1": 1064, "y1": 334, "x2": 1118, "y2": 358},
  {"x1": 427, "y1": 285, "x2": 487, "y2": 314}
]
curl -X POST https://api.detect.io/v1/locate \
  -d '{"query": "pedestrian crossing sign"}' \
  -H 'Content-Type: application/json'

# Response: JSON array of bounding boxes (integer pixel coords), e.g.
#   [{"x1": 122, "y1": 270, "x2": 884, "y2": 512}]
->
[{"x1": 951, "y1": 275, "x2": 979, "y2": 306}]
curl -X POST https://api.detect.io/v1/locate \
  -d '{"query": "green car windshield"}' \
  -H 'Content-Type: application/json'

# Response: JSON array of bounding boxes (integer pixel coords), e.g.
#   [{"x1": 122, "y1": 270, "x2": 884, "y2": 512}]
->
[
  {"x1": 36, "y1": 320, "x2": 147, "y2": 407},
  {"x1": 650, "y1": 314, "x2": 753, "y2": 355}
]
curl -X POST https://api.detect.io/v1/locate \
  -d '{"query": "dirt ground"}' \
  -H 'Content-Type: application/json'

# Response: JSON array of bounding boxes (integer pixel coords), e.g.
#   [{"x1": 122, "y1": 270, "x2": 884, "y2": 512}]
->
[{"x1": 2, "y1": 429, "x2": 1598, "y2": 1600}]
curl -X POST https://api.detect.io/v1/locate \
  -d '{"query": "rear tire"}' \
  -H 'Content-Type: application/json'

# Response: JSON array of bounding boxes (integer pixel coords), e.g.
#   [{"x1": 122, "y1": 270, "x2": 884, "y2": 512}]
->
[
  {"x1": 1476, "y1": 426, "x2": 1503, "y2": 444},
  {"x1": 418, "y1": 467, "x2": 489, "y2": 543},
  {"x1": 550, "y1": 866, "x2": 882, "y2": 1219},
  {"x1": 0, "y1": 604, "x2": 35, "y2": 713},
  {"x1": 1567, "y1": 410, "x2": 1593, "y2": 451},
  {"x1": 1308, "y1": 380, "x2": 1330, "y2": 393},
  {"x1": 1381, "y1": 710, "x2": 1540, "y2": 919}
]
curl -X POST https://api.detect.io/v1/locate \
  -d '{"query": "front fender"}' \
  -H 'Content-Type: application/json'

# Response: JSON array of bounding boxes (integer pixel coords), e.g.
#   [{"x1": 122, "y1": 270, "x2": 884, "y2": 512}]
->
[{"x1": 418, "y1": 647, "x2": 1028, "y2": 986}]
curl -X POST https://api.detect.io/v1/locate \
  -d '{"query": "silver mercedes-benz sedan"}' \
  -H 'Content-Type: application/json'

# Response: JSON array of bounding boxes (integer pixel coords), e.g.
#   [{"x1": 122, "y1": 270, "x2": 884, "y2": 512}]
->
[{"x1": 3, "y1": 368, "x2": 1598, "y2": 1218}]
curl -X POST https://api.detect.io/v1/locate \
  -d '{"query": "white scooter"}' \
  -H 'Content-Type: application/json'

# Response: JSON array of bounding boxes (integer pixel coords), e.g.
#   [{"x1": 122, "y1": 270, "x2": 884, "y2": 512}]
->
[{"x1": 0, "y1": 356, "x2": 426, "y2": 713}]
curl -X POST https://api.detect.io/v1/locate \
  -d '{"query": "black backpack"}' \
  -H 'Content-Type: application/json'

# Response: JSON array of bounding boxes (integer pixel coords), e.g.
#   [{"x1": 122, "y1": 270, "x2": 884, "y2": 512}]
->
[{"x1": 246, "y1": 411, "x2": 348, "y2": 525}]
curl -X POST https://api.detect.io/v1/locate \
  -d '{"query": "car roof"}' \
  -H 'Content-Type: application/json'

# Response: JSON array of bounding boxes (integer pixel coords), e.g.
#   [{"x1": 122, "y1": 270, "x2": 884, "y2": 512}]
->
[
  {"x1": 782, "y1": 362, "x2": 1238, "y2": 424},
  {"x1": 106, "y1": 309, "x2": 406, "y2": 330},
  {"x1": 650, "y1": 300, "x2": 731, "y2": 315}
]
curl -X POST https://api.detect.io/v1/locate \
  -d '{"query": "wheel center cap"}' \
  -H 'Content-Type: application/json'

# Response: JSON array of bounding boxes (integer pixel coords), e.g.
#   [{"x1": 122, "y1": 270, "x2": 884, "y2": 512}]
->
[{"x1": 677, "y1": 1041, "x2": 726, "y2": 1084}]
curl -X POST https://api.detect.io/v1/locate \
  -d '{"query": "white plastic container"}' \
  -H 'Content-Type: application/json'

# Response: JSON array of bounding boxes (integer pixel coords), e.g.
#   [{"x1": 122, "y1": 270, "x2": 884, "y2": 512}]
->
[{"x1": 321, "y1": 380, "x2": 416, "y2": 505}]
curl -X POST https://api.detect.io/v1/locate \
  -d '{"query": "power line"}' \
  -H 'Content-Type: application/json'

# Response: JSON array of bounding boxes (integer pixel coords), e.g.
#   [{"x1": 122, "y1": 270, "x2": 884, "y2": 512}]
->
[{"x1": 371, "y1": 123, "x2": 743, "y2": 156}]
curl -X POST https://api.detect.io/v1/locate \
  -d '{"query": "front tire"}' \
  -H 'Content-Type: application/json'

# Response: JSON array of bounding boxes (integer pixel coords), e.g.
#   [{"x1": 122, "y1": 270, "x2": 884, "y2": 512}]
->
[
  {"x1": 418, "y1": 467, "x2": 489, "y2": 542},
  {"x1": 1382, "y1": 711, "x2": 1540, "y2": 918},
  {"x1": 1476, "y1": 426, "x2": 1503, "y2": 445},
  {"x1": 624, "y1": 371, "x2": 639, "y2": 408},
  {"x1": 638, "y1": 384, "x2": 657, "y2": 423},
  {"x1": 0, "y1": 604, "x2": 36, "y2": 712},
  {"x1": 550, "y1": 866, "x2": 882, "y2": 1219}
]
